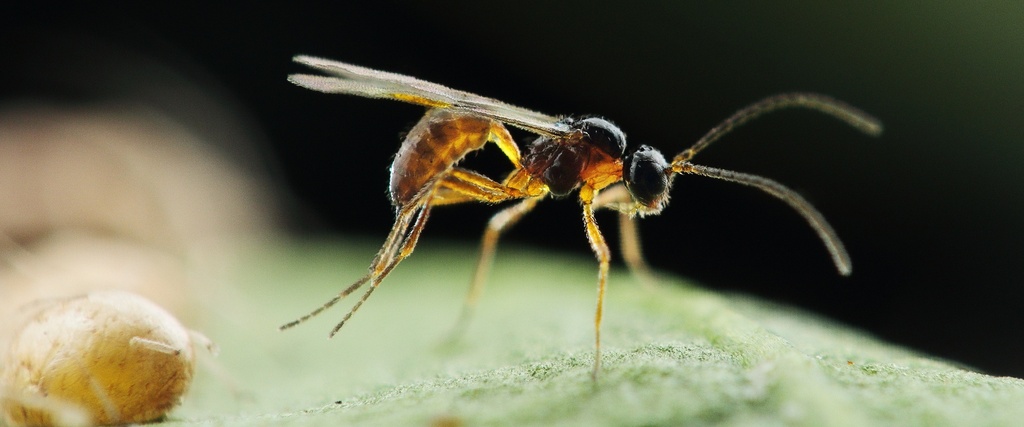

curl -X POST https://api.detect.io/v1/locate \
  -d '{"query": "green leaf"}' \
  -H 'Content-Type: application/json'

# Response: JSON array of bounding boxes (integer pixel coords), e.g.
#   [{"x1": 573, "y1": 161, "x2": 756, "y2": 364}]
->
[{"x1": 168, "y1": 239, "x2": 1024, "y2": 426}]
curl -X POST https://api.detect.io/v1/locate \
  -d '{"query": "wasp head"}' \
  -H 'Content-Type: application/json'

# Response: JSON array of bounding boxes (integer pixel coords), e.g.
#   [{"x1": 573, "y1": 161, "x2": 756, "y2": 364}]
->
[{"x1": 623, "y1": 144, "x2": 672, "y2": 216}]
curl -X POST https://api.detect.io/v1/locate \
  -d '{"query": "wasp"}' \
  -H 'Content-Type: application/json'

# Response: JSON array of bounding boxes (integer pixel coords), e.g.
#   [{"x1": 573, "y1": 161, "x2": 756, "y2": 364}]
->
[{"x1": 280, "y1": 55, "x2": 882, "y2": 379}]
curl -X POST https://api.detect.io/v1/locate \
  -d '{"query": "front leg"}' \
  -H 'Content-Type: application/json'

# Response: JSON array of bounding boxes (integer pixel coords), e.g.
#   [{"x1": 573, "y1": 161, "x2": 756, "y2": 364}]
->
[
  {"x1": 580, "y1": 186, "x2": 611, "y2": 380},
  {"x1": 592, "y1": 184, "x2": 656, "y2": 284}
]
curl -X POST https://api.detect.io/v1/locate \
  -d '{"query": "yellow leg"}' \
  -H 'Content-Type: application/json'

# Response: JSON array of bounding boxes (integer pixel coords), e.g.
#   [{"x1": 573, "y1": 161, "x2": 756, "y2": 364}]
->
[
  {"x1": 616, "y1": 211, "x2": 657, "y2": 285},
  {"x1": 280, "y1": 203, "x2": 421, "y2": 332},
  {"x1": 580, "y1": 186, "x2": 611, "y2": 380},
  {"x1": 488, "y1": 123, "x2": 522, "y2": 168},
  {"x1": 431, "y1": 168, "x2": 529, "y2": 205},
  {"x1": 592, "y1": 184, "x2": 657, "y2": 286},
  {"x1": 328, "y1": 203, "x2": 433, "y2": 336},
  {"x1": 424, "y1": 167, "x2": 545, "y2": 340},
  {"x1": 448, "y1": 197, "x2": 541, "y2": 340}
]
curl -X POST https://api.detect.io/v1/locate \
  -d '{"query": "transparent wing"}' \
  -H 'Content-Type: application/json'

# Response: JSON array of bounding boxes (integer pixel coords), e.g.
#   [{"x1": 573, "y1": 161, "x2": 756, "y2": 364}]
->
[{"x1": 289, "y1": 55, "x2": 570, "y2": 137}]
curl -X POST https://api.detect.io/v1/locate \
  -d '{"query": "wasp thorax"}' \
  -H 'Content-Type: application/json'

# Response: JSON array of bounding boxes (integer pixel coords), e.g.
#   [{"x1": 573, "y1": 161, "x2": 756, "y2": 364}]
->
[
  {"x1": 574, "y1": 117, "x2": 626, "y2": 156},
  {"x1": 624, "y1": 144, "x2": 671, "y2": 213}
]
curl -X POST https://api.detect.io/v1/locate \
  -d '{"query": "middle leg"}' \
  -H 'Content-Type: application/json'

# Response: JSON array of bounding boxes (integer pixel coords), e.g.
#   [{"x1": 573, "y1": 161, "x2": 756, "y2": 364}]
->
[
  {"x1": 448, "y1": 197, "x2": 540, "y2": 339},
  {"x1": 429, "y1": 167, "x2": 544, "y2": 339}
]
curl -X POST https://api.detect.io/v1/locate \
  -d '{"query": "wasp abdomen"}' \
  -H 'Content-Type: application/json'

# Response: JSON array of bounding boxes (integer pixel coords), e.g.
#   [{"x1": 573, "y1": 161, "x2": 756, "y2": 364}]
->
[{"x1": 389, "y1": 109, "x2": 494, "y2": 206}]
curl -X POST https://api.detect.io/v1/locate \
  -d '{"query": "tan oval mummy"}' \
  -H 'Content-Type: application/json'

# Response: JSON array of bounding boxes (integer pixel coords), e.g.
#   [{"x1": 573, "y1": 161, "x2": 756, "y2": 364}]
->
[{"x1": 1, "y1": 291, "x2": 195, "y2": 426}]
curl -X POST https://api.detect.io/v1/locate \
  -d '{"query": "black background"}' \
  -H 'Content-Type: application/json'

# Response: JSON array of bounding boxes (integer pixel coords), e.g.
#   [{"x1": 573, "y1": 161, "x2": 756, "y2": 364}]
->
[{"x1": 4, "y1": 2, "x2": 1024, "y2": 377}]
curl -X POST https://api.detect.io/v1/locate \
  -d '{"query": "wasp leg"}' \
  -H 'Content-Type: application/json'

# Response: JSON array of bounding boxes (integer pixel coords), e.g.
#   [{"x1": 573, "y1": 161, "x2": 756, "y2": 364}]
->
[
  {"x1": 592, "y1": 184, "x2": 657, "y2": 285},
  {"x1": 488, "y1": 122, "x2": 522, "y2": 168},
  {"x1": 431, "y1": 168, "x2": 529, "y2": 205},
  {"x1": 579, "y1": 185, "x2": 611, "y2": 380},
  {"x1": 429, "y1": 168, "x2": 542, "y2": 340},
  {"x1": 279, "y1": 201, "x2": 425, "y2": 334},
  {"x1": 450, "y1": 197, "x2": 540, "y2": 341},
  {"x1": 327, "y1": 202, "x2": 434, "y2": 336}
]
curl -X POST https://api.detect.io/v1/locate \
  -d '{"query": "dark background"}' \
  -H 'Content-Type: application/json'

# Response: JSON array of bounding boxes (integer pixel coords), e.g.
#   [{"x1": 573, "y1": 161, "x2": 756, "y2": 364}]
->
[{"x1": 4, "y1": 2, "x2": 1024, "y2": 377}]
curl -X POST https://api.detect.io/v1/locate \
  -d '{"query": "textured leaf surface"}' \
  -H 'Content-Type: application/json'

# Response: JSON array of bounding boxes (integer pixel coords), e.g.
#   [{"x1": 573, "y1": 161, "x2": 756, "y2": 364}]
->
[{"x1": 167, "y1": 240, "x2": 1024, "y2": 426}]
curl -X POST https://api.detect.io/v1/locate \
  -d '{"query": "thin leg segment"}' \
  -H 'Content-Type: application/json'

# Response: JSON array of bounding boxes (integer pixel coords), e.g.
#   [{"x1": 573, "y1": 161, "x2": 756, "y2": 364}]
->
[
  {"x1": 431, "y1": 168, "x2": 529, "y2": 206},
  {"x1": 448, "y1": 197, "x2": 541, "y2": 339},
  {"x1": 616, "y1": 210, "x2": 657, "y2": 284},
  {"x1": 329, "y1": 202, "x2": 433, "y2": 336},
  {"x1": 592, "y1": 184, "x2": 656, "y2": 283},
  {"x1": 579, "y1": 186, "x2": 611, "y2": 380},
  {"x1": 279, "y1": 201, "x2": 428, "y2": 335},
  {"x1": 427, "y1": 167, "x2": 543, "y2": 339},
  {"x1": 283, "y1": 164, "x2": 533, "y2": 337},
  {"x1": 279, "y1": 204, "x2": 417, "y2": 331},
  {"x1": 469, "y1": 197, "x2": 541, "y2": 305},
  {"x1": 488, "y1": 122, "x2": 522, "y2": 168}
]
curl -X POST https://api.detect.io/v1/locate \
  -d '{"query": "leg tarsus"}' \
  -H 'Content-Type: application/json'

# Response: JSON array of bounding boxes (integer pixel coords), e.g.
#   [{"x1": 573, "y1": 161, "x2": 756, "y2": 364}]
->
[
  {"x1": 328, "y1": 203, "x2": 434, "y2": 337},
  {"x1": 280, "y1": 203, "x2": 424, "y2": 334},
  {"x1": 280, "y1": 274, "x2": 371, "y2": 331}
]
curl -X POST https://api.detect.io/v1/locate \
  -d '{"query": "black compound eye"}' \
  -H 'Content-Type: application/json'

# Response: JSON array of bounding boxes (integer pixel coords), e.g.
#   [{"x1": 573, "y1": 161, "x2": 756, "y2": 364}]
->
[
  {"x1": 624, "y1": 145, "x2": 670, "y2": 208},
  {"x1": 577, "y1": 117, "x2": 626, "y2": 156}
]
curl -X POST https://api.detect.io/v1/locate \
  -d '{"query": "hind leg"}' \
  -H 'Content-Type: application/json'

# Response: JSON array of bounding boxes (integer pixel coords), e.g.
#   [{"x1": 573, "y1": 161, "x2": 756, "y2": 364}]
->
[
  {"x1": 279, "y1": 201, "x2": 425, "y2": 334},
  {"x1": 325, "y1": 202, "x2": 435, "y2": 336}
]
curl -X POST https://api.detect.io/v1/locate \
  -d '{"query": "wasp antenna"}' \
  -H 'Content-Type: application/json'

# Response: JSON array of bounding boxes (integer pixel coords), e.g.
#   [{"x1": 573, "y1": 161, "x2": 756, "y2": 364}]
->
[
  {"x1": 673, "y1": 93, "x2": 882, "y2": 164},
  {"x1": 672, "y1": 162, "x2": 853, "y2": 276}
]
